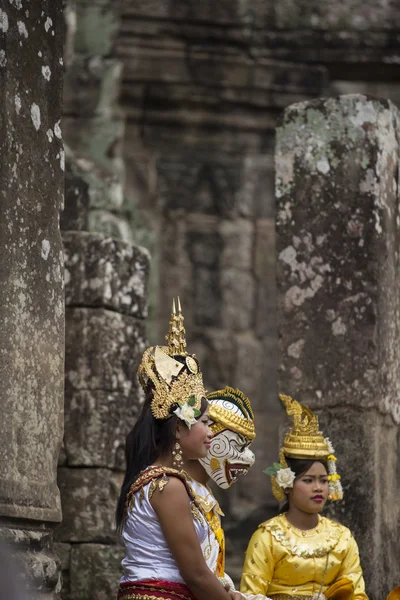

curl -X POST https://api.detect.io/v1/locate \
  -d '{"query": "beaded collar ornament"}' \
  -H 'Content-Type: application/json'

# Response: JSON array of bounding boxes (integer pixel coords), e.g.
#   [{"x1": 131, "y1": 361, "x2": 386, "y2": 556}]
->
[
  {"x1": 138, "y1": 298, "x2": 206, "y2": 423},
  {"x1": 266, "y1": 394, "x2": 343, "y2": 502}
]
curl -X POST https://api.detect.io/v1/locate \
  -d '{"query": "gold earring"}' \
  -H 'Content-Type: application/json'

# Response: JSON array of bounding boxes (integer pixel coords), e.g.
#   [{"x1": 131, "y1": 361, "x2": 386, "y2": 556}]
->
[{"x1": 172, "y1": 441, "x2": 184, "y2": 471}]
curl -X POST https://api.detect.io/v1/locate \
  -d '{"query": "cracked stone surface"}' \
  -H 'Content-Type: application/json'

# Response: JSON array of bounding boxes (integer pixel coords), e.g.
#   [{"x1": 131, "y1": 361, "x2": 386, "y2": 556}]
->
[
  {"x1": 276, "y1": 94, "x2": 400, "y2": 599},
  {"x1": 63, "y1": 231, "x2": 150, "y2": 318},
  {"x1": 0, "y1": 0, "x2": 65, "y2": 597}
]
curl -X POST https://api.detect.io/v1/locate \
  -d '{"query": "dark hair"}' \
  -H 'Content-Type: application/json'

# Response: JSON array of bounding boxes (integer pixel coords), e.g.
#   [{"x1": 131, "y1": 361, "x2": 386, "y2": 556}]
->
[
  {"x1": 279, "y1": 457, "x2": 328, "y2": 513},
  {"x1": 115, "y1": 360, "x2": 208, "y2": 530}
]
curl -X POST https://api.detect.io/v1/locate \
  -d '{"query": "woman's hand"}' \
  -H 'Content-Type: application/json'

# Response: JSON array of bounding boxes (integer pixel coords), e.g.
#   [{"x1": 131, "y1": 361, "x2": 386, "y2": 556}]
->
[
  {"x1": 229, "y1": 591, "x2": 245, "y2": 600},
  {"x1": 224, "y1": 583, "x2": 244, "y2": 600}
]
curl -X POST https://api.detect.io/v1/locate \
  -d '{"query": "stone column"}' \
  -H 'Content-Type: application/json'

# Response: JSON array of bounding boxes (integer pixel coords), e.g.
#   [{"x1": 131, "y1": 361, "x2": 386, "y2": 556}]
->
[
  {"x1": 0, "y1": 0, "x2": 65, "y2": 597},
  {"x1": 55, "y1": 231, "x2": 149, "y2": 599},
  {"x1": 276, "y1": 95, "x2": 400, "y2": 599}
]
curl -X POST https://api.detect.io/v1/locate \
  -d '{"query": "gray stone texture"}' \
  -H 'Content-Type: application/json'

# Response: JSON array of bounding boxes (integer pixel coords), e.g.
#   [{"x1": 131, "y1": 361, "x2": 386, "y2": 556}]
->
[
  {"x1": 65, "y1": 307, "x2": 145, "y2": 399},
  {"x1": 63, "y1": 305, "x2": 146, "y2": 469},
  {"x1": 61, "y1": 149, "x2": 130, "y2": 240},
  {"x1": 0, "y1": 0, "x2": 64, "y2": 526},
  {"x1": 69, "y1": 544, "x2": 123, "y2": 600},
  {"x1": 0, "y1": 525, "x2": 62, "y2": 597},
  {"x1": 57, "y1": 0, "x2": 400, "y2": 593},
  {"x1": 58, "y1": 235, "x2": 148, "y2": 594},
  {"x1": 276, "y1": 95, "x2": 400, "y2": 599},
  {"x1": 55, "y1": 539, "x2": 124, "y2": 599},
  {"x1": 63, "y1": 231, "x2": 150, "y2": 318},
  {"x1": 0, "y1": 0, "x2": 65, "y2": 597},
  {"x1": 62, "y1": 151, "x2": 90, "y2": 231},
  {"x1": 59, "y1": 2, "x2": 151, "y2": 597},
  {"x1": 63, "y1": 0, "x2": 135, "y2": 245},
  {"x1": 56, "y1": 468, "x2": 121, "y2": 543}
]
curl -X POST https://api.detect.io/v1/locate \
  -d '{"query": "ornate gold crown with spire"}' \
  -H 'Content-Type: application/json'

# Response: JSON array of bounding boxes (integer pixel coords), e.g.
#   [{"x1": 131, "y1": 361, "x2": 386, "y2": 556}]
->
[
  {"x1": 268, "y1": 394, "x2": 343, "y2": 502},
  {"x1": 138, "y1": 298, "x2": 206, "y2": 420},
  {"x1": 279, "y1": 393, "x2": 329, "y2": 459}
]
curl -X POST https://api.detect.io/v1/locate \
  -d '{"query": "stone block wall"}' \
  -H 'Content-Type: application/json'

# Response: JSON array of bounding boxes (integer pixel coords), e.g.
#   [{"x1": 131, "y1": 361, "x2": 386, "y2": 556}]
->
[
  {"x1": 55, "y1": 232, "x2": 149, "y2": 599},
  {"x1": 58, "y1": 2, "x2": 151, "y2": 597},
  {"x1": 63, "y1": 0, "x2": 134, "y2": 242}
]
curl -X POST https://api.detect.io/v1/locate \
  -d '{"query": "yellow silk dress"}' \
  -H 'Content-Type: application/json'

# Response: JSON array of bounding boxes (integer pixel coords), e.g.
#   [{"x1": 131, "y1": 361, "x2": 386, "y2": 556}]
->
[{"x1": 240, "y1": 514, "x2": 368, "y2": 600}]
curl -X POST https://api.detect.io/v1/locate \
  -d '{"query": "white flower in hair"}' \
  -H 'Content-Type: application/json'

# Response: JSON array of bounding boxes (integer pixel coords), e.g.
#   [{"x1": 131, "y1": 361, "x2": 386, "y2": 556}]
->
[
  {"x1": 173, "y1": 402, "x2": 197, "y2": 428},
  {"x1": 275, "y1": 467, "x2": 296, "y2": 489}
]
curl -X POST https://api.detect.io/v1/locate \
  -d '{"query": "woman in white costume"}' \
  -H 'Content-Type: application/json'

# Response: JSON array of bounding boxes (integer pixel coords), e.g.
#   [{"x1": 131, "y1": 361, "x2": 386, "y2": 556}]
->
[{"x1": 115, "y1": 300, "x2": 238, "y2": 600}]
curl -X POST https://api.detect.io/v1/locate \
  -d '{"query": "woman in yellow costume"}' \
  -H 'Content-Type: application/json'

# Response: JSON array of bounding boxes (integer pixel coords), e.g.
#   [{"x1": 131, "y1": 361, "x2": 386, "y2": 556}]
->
[
  {"x1": 115, "y1": 299, "x2": 237, "y2": 600},
  {"x1": 240, "y1": 394, "x2": 368, "y2": 600}
]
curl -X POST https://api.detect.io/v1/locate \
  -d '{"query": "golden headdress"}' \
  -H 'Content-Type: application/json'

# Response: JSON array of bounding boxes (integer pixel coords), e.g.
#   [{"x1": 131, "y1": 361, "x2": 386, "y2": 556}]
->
[
  {"x1": 207, "y1": 387, "x2": 256, "y2": 441},
  {"x1": 267, "y1": 394, "x2": 343, "y2": 502},
  {"x1": 279, "y1": 393, "x2": 329, "y2": 460},
  {"x1": 138, "y1": 298, "x2": 206, "y2": 421}
]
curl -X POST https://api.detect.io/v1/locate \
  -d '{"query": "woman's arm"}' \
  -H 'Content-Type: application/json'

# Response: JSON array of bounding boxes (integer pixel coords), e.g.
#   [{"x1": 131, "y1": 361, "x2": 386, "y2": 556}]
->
[
  {"x1": 151, "y1": 477, "x2": 232, "y2": 600},
  {"x1": 337, "y1": 534, "x2": 368, "y2": 600},
  {"x1": 240, "y1": 527, "x2": 274, "y2": 596}
]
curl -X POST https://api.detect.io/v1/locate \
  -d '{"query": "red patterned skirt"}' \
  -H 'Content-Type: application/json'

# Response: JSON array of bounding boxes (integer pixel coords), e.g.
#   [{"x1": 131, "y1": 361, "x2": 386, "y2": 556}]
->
[{"x1": 117, "y1": 580, "x2": 197, "y2": 600}]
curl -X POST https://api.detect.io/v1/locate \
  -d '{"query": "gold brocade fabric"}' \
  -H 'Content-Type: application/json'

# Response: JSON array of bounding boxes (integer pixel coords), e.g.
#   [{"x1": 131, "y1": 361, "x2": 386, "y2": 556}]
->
[
  {"x1": 185, "y1": 480, "x2": 225, "y2": 577},
  {"x1": 118, "y1": 580, "x2": 197, "y2": 600},
  {"x1": 240, "y1": 514, "x2": 368, "y2": 600},
  {"x1": 205, "y1": 508, "x2": 225, "y2": 577},
  {"x1": 269, "y1": 595, "x2": 314, "y2": 600}
]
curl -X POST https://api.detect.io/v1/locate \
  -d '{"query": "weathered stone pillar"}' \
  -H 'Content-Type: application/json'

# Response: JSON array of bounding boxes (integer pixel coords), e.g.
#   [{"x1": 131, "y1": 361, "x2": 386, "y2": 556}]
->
[
  {"x1": 0, "y1": 0, "x2": 65, "y2": 597},
  {"x1": 276, "y1": 95, "x2": 400, "y2": 599},
  {"x1": 55, "y1": 231, "x2": 149, "y2": 599}
]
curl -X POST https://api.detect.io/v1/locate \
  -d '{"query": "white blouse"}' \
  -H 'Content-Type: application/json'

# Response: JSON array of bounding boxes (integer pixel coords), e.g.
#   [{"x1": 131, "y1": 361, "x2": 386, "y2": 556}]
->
[{"x1": 120, "y1": 474, "x2": 219, "y2": 583}]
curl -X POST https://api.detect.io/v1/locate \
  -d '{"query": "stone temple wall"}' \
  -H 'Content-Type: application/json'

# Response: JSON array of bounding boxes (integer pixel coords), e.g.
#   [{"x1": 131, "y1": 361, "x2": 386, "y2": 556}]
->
[
  {"x1": 55, "y1": 231, "x2": 149, "y2": 599},
  {"x1": 55, "y1": 1, "x2": 151, "y2": 598},
  {"x1": 116, "y1": 0, "x2": 400, "y2": 581},
  {"x1": 117, "y1": 4, "x2": 329, "y2": 576},
  {"x1": 2, "y1": 0, "x2": 392, "y2": 596},
  {"x1": 0, "y1": 1, "x2": 399, "y2": 597}
]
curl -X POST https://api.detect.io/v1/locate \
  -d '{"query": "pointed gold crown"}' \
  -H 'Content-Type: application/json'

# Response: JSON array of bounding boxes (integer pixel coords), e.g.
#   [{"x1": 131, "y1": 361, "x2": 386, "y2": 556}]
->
[
  {"x1": 207, "y1": 387, "x2": 256, "y2": 441},
  {"x1": 270, "y1": 394, "x2": 342, "y2": 503},
  {"x1": 166, "y1": 297, "x2": 187, "y2": 355},
  {"x1": 279, "y1": 393, "x2": 329, "y2": 459},
  {"x1": 138, "y1": 298, "x2": 206, "y2": 420}
]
